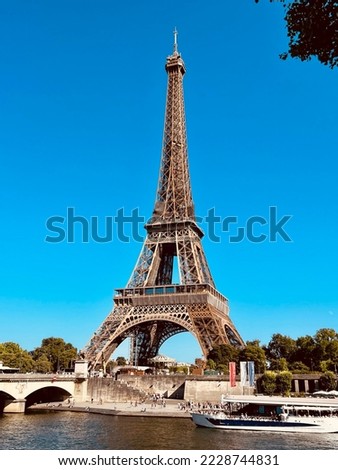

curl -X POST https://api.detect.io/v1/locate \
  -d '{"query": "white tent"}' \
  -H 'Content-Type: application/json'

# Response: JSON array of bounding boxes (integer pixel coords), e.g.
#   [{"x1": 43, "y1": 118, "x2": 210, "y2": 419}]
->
[
  {"x1": 149, "y1": 354, "x2": 176, "y2": 366},
  {"x1": 312, "y1": 390, "x2": 329, "y2": 396},
  {"x1": 313, "y1": 390, "x2": 338, "y2": 397}
]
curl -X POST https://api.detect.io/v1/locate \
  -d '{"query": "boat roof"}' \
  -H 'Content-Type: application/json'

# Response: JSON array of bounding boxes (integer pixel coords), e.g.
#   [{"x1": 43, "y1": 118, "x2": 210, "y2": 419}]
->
[
  {"x1": 222, "y1": 394, "x2": 338, "y2": 409},
  {"x1": 282, "y1": 405, "x2": 337, "y2": 411}
]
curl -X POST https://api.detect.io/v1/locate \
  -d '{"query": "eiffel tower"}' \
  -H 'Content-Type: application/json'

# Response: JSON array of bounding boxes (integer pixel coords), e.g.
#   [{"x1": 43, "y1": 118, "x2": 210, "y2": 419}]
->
[{"x1": 82, "y1": 31, "x2": 245, "y2": 371}]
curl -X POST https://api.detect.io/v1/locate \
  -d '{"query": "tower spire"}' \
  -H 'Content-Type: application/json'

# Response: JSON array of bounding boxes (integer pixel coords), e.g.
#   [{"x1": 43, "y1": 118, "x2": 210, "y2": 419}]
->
[
  {"x1": 152, "y1": 30, "x2": 191, "y2": 224},
  {"x1": 173, "y1": 27, "x2": 178, "y2": 55}
]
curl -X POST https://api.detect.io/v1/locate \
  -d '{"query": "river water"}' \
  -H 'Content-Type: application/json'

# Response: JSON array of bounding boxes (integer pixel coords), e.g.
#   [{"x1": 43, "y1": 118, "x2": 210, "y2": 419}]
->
[{"x1": 0, "y1": 411, "x2": 338, "y2": 450}]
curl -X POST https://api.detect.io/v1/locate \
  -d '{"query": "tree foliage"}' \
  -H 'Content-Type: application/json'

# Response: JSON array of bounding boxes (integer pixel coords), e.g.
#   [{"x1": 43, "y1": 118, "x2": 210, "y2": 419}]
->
[
  {"x1": 239, "y1": 340, "x2": 267, "y2": 374},
  {"x1": 319, "y1": 371, "x2": 337, "y2": 390},
  {"x1": 208, "y1": 344, "x2": 240, "y2": 367},
  {"x1": 206, "y1": 358, "x2": 217, "y2": 370},
  {"x1": 288, "y1": 361, "x2": 310, "y2": 373},
  {"x1": 31, "y1": 337, "x2": 77, "y2": 373},
  {"x1": 293, "y1": 335, "x2": 316, "y2": 369},
  {"x1": 256, "y1": 0, "x2": 338, "y2": 68},
  {"x1": 116, "y1": 356, "x2": 127, "y2": 366},
  {"x1": 269, "y1": 357, "x2": 289, "y2": 371},
  {"x1": 0, "y1": 338, "x2": 77, "y2": 373},
  {"x1": 207, "y1": 328, "x2": 338, "y2": 375},
  {"x1": 0, "y1": 342, "x2": 34, "y2": 372},
  {"x1": 276, "y1": 371, "x2": 293, "y2": 395},
  {"x1": 266, "y1": 334, "x2": 296, "y2": 362},
  {"x1": 34, "y1": 354, "x2": 52, "y2": 373},
  {"x1": 259, "y1": 370, "x2": 293, "y2": 395},
  {"x1": 260, "y1": 371, "x2": 277, "y2": 394}
]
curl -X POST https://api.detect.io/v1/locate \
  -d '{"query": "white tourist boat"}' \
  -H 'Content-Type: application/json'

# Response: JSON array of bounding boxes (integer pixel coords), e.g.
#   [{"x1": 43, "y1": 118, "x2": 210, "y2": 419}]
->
[{"x1": 191, "y1": 395, "x2": 338, "y2": 433}]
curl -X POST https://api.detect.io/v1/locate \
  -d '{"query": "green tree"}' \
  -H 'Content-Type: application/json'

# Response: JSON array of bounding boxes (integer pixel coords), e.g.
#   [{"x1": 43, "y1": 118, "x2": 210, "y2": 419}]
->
[
  {"x1": 175, "y1": 366, "x2": 189, "y2": 375},
  {"x1": 216, "y1": 364, "x2": 229, "y2": 375},
  {"x1": 319, "y1": 360, "x2": 336, "y2": 373},
  {"x1": 288, "y1": 361, "x2": 310, "y2": 373},
  {"x1": 116, "y1": 356, "x2": 127, "y2": 366},
  {"x1": 276, "y1": 371, "x2": 293, "y2": 396},
  {"x1": 269, "y1": 357, "x2": 289, "y2": 371},
  {"x1": 314, "y1": 328, "x2": 338, "y2": 361},
  {"x1": 314, "y1": 327, "x2": 338, "y2": 344},
  {"x1": 255, "y1": 1, "x2": 338, "y2": 68},
  {"x1": 207, "y1": 344, "x2": 240, "y2": 368},
  {"x1": 0, "y1": 342, "x2": 34, "y2": 372},
  {"x1": 34, "y1": 354, "x2": 52, "y2": 373},
  {"x1": 293, "y1": 335, "x2": 316, "y2": 370},
  {"x1": 266, "y1": 333, "x2": 296, "y2": 366},
  {"x1": 327, "y1": 340, "x2": 338, "y2": 373},
  {"x1": 319, "y1": 371, "x2": 337, "y2": 391},
  {"x1": 260, "y1": 371, "x2": 277, "y2": 395},
  {"x1": 239, "y1": 340, "x2": 266, "y2": 374},
  {"x1": 206, "y1": 359, "x2": 217, "y2": 370},
  {"x1": 32, "y1": 337, "x2": 77, "y2": 373}
]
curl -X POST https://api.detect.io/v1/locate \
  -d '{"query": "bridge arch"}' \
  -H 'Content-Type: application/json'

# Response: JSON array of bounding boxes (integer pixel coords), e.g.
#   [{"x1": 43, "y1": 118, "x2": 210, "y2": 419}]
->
[
  {"x1": 0, "y1": 391, "x2": 15, "y2": 413},
  {"x1": 0, "y1": 376, "x2": 77, "y2": 412},
  {"x1": 25, "y1": 385, "x2": 72, "y2": 409}
]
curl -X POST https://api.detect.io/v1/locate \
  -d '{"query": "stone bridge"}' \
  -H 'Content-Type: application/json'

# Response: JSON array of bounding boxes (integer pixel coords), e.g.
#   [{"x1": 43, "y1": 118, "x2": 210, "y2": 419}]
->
[{"x1": 0, "y1": 373, "x2": 87, "y2": 413}]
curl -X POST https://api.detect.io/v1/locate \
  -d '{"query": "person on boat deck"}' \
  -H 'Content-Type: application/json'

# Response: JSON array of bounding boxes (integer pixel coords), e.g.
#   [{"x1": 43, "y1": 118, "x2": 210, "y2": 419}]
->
[{"x1": 280, "y1": 411, "x2": 288, "y2": 422}]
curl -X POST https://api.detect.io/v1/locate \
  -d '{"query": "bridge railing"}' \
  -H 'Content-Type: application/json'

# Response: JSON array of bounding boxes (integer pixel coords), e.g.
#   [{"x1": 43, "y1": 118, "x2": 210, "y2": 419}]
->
[{"x1": 0, "y1": 373, "x2": 76, "y2": 382}]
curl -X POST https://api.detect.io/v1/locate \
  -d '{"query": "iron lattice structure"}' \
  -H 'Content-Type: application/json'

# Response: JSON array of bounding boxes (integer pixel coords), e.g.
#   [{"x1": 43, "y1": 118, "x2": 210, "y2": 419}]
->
[{"x1": 82, "y1": 34, "x2": 245, "y2": 370}]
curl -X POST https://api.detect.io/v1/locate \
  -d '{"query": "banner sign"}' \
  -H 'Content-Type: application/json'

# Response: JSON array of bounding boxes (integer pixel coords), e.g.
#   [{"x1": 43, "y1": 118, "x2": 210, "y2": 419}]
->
[
  {"x1": 229, "y1": 362, "x2": 236, "y2": 387},
  {"x1": 240, "y1": 361, "x2": 247, "y2": 386},
  {"x1": 248, "y1": 361, "x2": 255, "y2": 386}
]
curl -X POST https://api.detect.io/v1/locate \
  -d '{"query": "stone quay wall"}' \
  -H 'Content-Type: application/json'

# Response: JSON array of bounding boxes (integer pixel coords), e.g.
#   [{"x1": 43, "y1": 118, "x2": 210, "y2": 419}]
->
[
  {"x1": 87, "y1": 375, "x2": 186, "y2": 403},
  {"x1": 86, "y1": 375, "x2": 251, "y2": 404},
  {"x1": 184, "y1": 377, "x2": 253, "y2": 402}
]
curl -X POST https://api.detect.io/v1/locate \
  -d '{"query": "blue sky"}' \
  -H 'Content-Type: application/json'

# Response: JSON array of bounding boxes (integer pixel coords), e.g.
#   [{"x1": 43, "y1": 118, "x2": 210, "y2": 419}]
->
[{"x1": 0, "y1": 0, "x2": 337, "y2": 364}]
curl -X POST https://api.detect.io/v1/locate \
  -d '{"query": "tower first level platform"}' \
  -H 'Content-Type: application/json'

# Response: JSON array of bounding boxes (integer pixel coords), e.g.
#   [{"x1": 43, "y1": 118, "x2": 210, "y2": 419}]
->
[{"x1": 84, "y1": 283, "x2": 244, "y2": 368}]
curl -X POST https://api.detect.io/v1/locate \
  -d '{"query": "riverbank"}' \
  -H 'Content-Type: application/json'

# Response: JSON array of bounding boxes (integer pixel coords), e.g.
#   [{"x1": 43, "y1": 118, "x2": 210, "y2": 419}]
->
[{"x1": 29, "y1": 398, "x2": 192, "y2": 419}]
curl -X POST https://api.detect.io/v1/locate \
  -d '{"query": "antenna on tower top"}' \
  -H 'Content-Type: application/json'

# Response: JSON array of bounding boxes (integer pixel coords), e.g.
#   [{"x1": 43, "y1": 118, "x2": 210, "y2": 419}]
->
[{"x1": 173, "y1": 27, "x2": 178, "y2": 54}]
